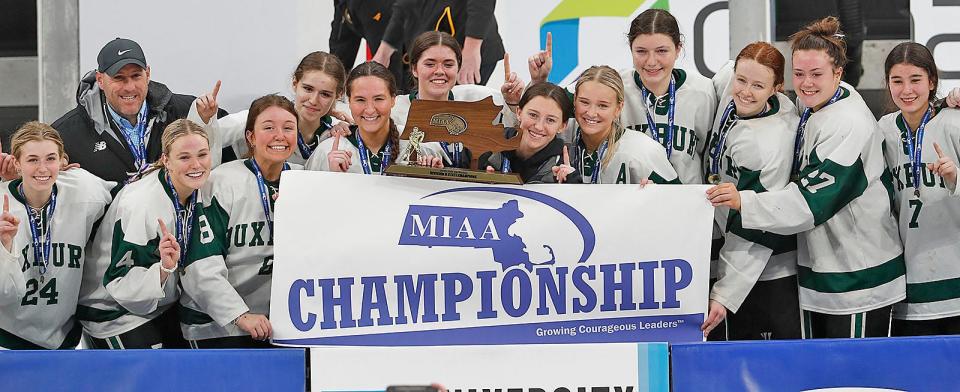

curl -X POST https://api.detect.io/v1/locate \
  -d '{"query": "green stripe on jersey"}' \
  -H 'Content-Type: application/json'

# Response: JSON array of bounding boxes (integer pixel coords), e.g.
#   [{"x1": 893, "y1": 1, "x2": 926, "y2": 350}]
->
[
  {"x1": 798, "y1": 253, "x2": 905, "y2": 293},
  {"x1": 727, "y1": 168, "x2": 797, "y2": 254},
  {"x1": 103, "y1": 220, "x2": 161, "y2": 286},
  {"x1": 649, "y1": 171, "x2": 681, "y2": 185},
  {"x1": 76, "y1": 304, "x2": 129, "y2": 322},
  {"x1": 0, "y1": 323, "x2": 80, "y2": 350},
  {"x1": 178, "y1": 305, "x2": 215, "y2": 325},
  {"x1": 798, "y1": 149, "x2": 869, "y2": 226},
  {"x1": 905, "y1": 276, "x2": 960, "y2": 303}
]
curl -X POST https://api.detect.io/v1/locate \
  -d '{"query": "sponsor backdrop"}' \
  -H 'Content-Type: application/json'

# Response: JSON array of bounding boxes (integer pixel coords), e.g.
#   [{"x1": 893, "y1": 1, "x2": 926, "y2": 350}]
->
[
  {"x1": 270, "y1": 172, "x2": 712, "y2": 346},
  {"x1": 671, "y1": 336, "x2": 960, "y2": 391},
  {"x1": 311, "y1": 343, "x2": 668, "y2": 391}
]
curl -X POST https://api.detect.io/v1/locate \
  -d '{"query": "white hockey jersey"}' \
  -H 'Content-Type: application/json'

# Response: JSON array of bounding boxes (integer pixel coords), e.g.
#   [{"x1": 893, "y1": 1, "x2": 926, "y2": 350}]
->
[
  {"x1": 707, "y1": 93, "x2": 800, "y2": 313},
  {"x1": 880, "y1": 107, "x2": 960, "y2": 320},
  {"x1": 0, "y1": 169, "x2": 112, "y2": 349},
  {"x1": 178, "y1": 159, "x2": 302, "y2": 340},
  {"x1": 78, "y1": 169, "x2": 193, "y2": 339},
  {"x1": 620, "y1": 68, "x2": 718, "y2": 184},
  {"x1": 567, "y1": 128, "x2": 680, "y2": 184},
  {"x1": 738, "y1": 83, "x2": 905, "y2": 314}
]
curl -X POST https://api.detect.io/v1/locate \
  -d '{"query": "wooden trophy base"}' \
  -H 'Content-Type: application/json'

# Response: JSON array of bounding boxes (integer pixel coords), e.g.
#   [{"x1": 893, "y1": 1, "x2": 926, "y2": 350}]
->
[{"x1": 384, "y1": 165, "x2": 522, "y2": 185}]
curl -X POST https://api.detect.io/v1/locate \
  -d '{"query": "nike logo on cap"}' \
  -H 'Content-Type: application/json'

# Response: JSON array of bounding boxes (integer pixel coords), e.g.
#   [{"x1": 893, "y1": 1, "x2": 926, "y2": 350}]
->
[{"x1": 118, "y1": 49, "x2": 133, "y2": 56}]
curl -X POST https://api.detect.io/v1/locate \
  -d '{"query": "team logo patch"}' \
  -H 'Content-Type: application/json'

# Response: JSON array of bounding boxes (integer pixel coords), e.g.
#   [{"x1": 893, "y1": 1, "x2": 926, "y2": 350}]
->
[
  {"x1": 429, "y1": 113, "x2": 468, "y2": 135},
  {"x1": 398, "y1": 186, "x2": 595, "y2": 271}
]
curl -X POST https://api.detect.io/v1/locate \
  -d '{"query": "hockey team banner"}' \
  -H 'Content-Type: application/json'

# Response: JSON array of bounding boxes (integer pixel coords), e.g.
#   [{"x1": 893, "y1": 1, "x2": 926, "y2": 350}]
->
[
  {"x1": 311, "y1": 343, "x2": 668, "y2": 391},
  {"x1": 270, "y1": 172, "x2": 711, "y2": 346},
  {"x1": 671, "y1": 336, "x2": 960, "y2": 391}
]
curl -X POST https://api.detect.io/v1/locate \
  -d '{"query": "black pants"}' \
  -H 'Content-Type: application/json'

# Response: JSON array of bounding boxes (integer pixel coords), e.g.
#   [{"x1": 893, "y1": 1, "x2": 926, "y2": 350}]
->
[
  {"x1": 802, "y1": 305, "x2": 893, "y2": 339},
  {"x1": 189, "y1": 335, "x2": 274, "y2": 349},
  {"x1": 893, "y1": 315, "x2": 960, "y2": 336},
  {"x1": 725, "y1": 275, "x2": 802, "y2": 340},
  {"x1": 86, "y1": 306, "x2": 187, "y2": 349}
]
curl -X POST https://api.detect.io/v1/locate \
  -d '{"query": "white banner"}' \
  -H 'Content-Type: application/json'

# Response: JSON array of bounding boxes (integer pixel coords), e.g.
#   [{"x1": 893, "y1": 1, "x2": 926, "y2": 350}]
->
[
  {"x1": 270, "y1": 172, "x2": 711, "y2": 346},
  {"x1": 311, "y1": 343, "x2": 669, "y2": 391}
]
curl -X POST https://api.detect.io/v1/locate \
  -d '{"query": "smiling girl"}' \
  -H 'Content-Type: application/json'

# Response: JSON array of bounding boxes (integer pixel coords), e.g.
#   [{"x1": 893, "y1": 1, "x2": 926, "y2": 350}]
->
[
  {"x1": 878, "y1": 42, "x2": 960, "y2": 336},
  {"x1": 700, "y1": 42, "x2": 801, "y2": 340},
  {"x1": 707, "y1": 17, "x2": 904, "y2": 339},
  {"x1": 80, "y1": 119, "x2": 212, "y2": 349},
  {"x1": 0, "y1": 123, "x2": 112, "y2": 349}
]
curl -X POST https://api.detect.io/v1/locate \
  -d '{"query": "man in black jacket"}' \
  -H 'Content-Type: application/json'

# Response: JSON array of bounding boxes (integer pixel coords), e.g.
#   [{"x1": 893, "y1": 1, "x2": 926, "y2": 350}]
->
[
  {"x1": 371, "y1": 0, "x2": 504, "y2": 86},
  {"x1": 52, "y1": 38, "x2": 205, "y2": 184}
]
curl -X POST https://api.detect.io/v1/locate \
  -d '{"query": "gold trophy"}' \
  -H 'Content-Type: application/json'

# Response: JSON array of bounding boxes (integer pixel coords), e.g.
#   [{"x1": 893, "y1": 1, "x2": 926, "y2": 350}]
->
[{"x1": 385, "y1": 97, "x2": 523, "y2": 184}]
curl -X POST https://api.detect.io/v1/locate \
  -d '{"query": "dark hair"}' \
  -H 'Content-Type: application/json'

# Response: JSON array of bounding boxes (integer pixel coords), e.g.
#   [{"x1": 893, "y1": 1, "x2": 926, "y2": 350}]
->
[
  {"x1": 293, "y1": 51, "x2": 346, "y2": 97},
  {"x1": 345, "y1": 61, "x2": 400, "y2": 154},
  {"x1": 789, "y1": 16, "x2": 847, "y2": 70},
  {"x1": 243, "y1": 94, "x2": 298, "y2": 158},
  {"x1": 627, "y1": 8, "x2": 682, "y2": 48},
  {"x1": 408, "y1": 31, "x2": 463, "y2": 73},
  {"x1": 884, "y1": 42, "x2": 939, "y2": 102},
  {"x1": 735, "y1": 41, "x2": 786, "y2": 89},
  {"x1": 519, "y1": 82, "x2": 574, "y2": 123}
]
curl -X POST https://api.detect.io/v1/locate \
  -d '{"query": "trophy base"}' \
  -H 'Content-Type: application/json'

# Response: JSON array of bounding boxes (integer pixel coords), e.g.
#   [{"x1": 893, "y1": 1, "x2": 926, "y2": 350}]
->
[{"x1": 384, "y1": 165, "x2": 523, "y2": 185}]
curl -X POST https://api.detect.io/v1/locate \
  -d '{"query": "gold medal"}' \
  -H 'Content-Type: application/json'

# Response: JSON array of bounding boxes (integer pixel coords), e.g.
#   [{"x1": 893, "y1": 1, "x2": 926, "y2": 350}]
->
[
  {"x1": 914, "y1": 188, "x2": 921, "y2": 199},
  {"x1": 707, "y1": 173, "x2": 721, "y2": 185}
]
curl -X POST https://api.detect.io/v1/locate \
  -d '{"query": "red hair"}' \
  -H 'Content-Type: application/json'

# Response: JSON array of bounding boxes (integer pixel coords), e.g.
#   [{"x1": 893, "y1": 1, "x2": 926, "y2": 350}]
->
[{"x1": 735, "y1": 41, "x2": 786, "y2": 90}]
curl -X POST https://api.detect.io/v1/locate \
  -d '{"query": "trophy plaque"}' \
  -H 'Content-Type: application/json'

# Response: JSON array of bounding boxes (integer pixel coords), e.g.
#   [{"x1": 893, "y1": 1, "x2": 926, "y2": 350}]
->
[{"x1": 385, "y1": 96, "x2": 523, "y2": 185}]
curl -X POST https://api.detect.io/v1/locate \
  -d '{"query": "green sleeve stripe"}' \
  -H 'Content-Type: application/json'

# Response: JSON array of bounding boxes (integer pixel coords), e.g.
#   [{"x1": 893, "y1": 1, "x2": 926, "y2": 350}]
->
[
  {"x1": 102, "y1": 220, "x2": 161, "y2": 286},
  {"x1": 727, "y1": 167, "x2": 797, "y2": 254},
  {"x1": 798, "y1": 253, "x2": 905, "y2": 294},
  {"x1": 75, "y1": 304, "x2": 129, "y2": 322},
  {"x1": 798, "y1": 150, "x2": 869, "y2": 226},
  {"x1": 906, "y1": 276, "x2": 960, "y2": 304},
  {"x1": 183, "y1": 204, "x2": 227, "y2": 268},
  {"x1": 178, "y1": 305, "x2": 215, "y2": 325},
  {"x1": 649, "y1": 171, "x2": 681, "y2": 184}
]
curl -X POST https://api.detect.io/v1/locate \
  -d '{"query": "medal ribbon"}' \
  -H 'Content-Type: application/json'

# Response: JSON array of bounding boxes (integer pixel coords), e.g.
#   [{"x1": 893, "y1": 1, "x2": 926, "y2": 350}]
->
[
  {"x1": 904, "y1": 106, "x2": 934, "y2": 197},
  {"x1": 165, "y1": 172, "x2": 197, "y2": 268},
  {"x1": 640, "y1": 76, "x2": 677, "y2": 158},
  {"x1": 357, "y1": 134, "x2": 392, "y2": 175},
  {"x1": 791, "y1": 87, "x2": 843, "y2": 179},
  {"x1": 709, "y1": 99, "x2": 739, "y2": 179},
  {"x1": 20, "y1": 184, "x2": 57, "y2": 281},
  {"x1": 573, "y1": 128, "x2": 609, "y2": 184},
  {"x1": 296, "y1": 117, "x2": 333, "y2": 159},
  {"x1": 249, "y1": 158, "x2": 290, "y2": 236}
]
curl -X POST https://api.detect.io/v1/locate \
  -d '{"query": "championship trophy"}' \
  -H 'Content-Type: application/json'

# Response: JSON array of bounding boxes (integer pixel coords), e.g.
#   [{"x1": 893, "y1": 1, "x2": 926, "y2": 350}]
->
[{"x1": 384, "y1": 96, "x2": 523, "y2": 184}]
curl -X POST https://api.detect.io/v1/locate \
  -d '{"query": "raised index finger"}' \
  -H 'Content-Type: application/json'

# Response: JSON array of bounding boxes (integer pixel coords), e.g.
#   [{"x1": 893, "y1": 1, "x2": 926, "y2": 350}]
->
[
  {"x1": 934, "y1": 142, "x2": 945, "y2": 158},
  {"x1": 2, "y1": 194, "x2": 8, "y2": 214},
  {"x1": 503, "y1": 52, "x2": 511, "y2": 79},
  {"x1": 332, "y1": 134, "x2": 341, "y2": 151},
  {"x1": 546, "y1": 32, "x2": 553, "y2": 56},
  {"x1": 157, "y1": 218, "x2": 170, "y2": 236},
  {"x1": 563, "y1": 145, "x2": 570, "y2": 166},
  {"x1": 211, "y1": 80, "x2": 222, "y2": 99}
]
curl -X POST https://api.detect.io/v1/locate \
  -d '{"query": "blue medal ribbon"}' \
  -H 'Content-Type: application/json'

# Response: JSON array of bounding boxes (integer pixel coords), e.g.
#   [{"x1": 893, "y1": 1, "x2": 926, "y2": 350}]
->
[
  {"x1": 640, "y1": 76, "x2": 677, "y2": 158},
  {"x1": 19, "y1": 184, "x2": 57, "y2": 283},
  {"x1": 708, "y1": 99, "x2": 739, "y2": 179},
  {"x1": 296, "y1": 117, "x2": 333, "y2": 159},
  {"x1": 249, "y1": 158, "x2": 289, "y2": 236},
  {"x1": 109, "y1": 103, "x2": 151, "y2": 182},
  {"x1": 791, "y1": 87, "x2": 843, "y2": 180},
  {"x1": 903, "y1": 106, "x2": 934, "y2": 198},
  {"x1": 573, "y1": 128, "x2": 609, "y2": 184},
  {"x1": 165, "y1": 172, "x2": 196, "y2": 268},
  {"x1": 439, "y1": 142, "x2": 463, "y2": 168},
  {"x1": 356, "y1": 134, "x2": 392, "y2": 175}
]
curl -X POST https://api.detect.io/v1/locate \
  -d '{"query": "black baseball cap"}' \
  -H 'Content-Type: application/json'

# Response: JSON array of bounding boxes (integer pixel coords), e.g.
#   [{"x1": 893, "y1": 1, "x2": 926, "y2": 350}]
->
[{"x1": 97, "y1": 38, "x2": 147, "y2": 76}]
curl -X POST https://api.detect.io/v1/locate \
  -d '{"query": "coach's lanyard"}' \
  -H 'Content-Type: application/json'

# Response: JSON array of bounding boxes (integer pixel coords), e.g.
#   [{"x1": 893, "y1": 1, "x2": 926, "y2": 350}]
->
[
  {"x1": 791, "y1": 87, "x2": 843, "y2": 181},
  {"x1": 640, "y1": 76, "x2": 677, "y2": 158},
  {"x1": 249, "y1": 158, "x2": 289, "y2": 236},
  {"x1": 20, "y1": 183, "x2": 57, "y2": 284},
  {"x1": 903, "y1": 106, "x2": 934, "y2": 199},
  {"x1": 165, "y1": 172, "x2": 196, "y2": 269}
]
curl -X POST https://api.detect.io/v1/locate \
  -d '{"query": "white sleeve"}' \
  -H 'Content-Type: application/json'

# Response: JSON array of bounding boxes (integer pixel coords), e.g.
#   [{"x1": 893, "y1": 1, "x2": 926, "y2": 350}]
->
[
  {"x1": 104, "y1": 262, "x2": 166, "y2": 316},
  {"x1": 0, "y1": 243, "x2": 26, "y2": 305},
  {"x1": 181, "y1": 253, "x2": 249, "y2": 327}
]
